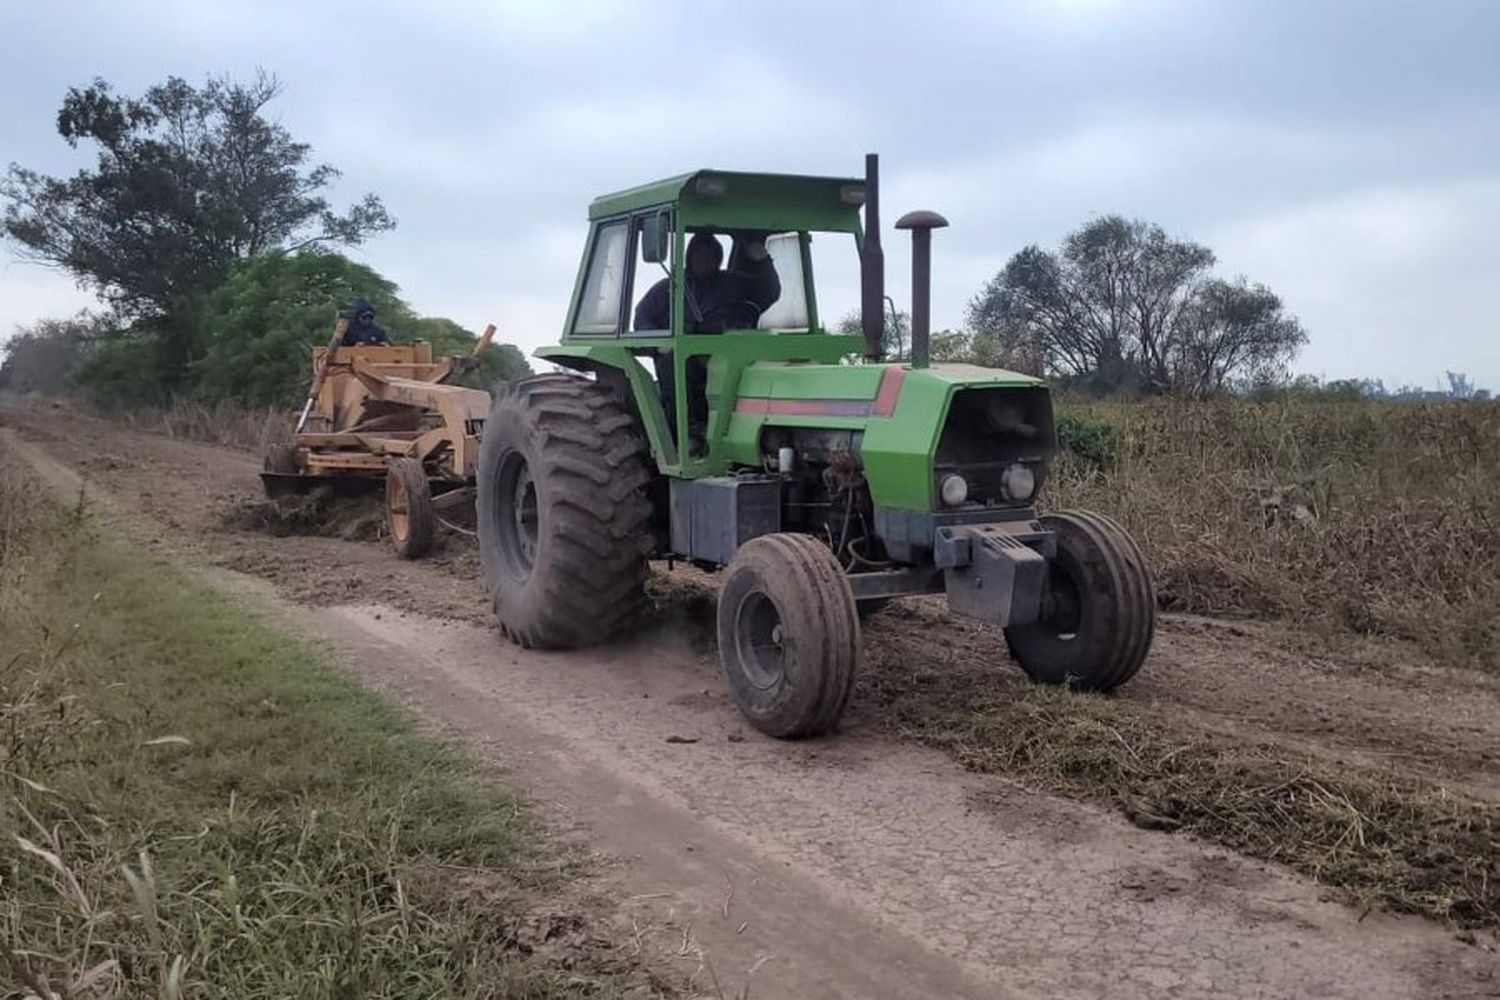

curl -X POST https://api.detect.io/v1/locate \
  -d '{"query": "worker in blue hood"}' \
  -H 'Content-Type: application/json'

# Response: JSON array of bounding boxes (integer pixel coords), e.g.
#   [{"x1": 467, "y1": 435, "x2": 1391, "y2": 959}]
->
[{"x1": 341, "y1": 298, "x2": 391, "y2": 346}]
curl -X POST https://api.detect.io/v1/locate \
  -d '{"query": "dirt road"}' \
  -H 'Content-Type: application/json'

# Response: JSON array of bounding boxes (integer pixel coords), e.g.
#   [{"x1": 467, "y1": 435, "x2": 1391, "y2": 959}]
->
[{"x1": 4, "y1": 403, "x2": 1498, "y2": 999}]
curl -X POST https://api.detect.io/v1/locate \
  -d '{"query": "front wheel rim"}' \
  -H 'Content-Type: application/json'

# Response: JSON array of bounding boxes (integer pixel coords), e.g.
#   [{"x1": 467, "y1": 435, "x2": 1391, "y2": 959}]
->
[
  {"x1": 1040, "y1": 565, "x2": 1083, "y2": 641},
  {"x1": 732, "y1": 590, "x2": 786, "y2": 690}
]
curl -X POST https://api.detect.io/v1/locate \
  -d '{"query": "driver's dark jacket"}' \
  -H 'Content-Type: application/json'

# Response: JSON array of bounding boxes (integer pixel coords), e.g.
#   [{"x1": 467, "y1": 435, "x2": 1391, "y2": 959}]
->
[{"x1": 632, "y1": 256, "x2": 780, "y2": 333}]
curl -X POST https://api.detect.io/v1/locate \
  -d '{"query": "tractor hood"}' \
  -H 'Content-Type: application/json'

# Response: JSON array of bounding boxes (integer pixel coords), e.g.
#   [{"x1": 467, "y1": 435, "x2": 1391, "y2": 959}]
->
[{"x1": 724, "y1": 361, "x2": 1052, "y2": 509}]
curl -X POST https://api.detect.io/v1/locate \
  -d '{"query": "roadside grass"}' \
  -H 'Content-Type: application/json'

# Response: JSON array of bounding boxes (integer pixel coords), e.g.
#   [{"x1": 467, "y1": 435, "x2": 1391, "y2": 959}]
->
[
  {"x1": 858, "y1": 603, "x2": 1500, "y2": 931},
  {"x1": 1050, "y1": 399, "x2": 1500, "y2": 673},
  {"x1": 115, "y1": 398, "x2": 290, "y2": 454},
  {"x1": 0, "y1": 458, "x2": 667, "y2": 998}
]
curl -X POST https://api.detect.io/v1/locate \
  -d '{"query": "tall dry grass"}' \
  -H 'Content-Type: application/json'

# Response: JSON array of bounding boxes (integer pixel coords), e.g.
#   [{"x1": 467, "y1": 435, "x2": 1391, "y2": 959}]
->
[
  {"x1": 117, "y1": 398, "x2": 292, "y2": 454},
  {"x1": 1049, "y1": 399, "x2": 1500, "y2": 670}
]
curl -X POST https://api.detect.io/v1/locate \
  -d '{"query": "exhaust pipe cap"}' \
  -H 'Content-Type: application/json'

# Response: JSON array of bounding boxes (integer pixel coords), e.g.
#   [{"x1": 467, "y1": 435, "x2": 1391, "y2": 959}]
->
[{"x1": 895, "y1": 210, "x2": 949, "y2": 231}]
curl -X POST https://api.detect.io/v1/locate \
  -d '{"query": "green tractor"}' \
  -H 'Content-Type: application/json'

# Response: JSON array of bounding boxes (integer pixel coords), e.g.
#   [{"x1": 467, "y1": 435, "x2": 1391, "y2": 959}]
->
[{"x1": 476, "y1": 154, "x2": 1154, "y2": 738}]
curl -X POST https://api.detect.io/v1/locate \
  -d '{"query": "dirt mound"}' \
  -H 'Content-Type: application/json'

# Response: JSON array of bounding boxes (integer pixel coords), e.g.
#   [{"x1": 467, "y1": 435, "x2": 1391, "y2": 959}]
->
[{"x1": 223, "y1": 488, "x2": 385, "y2": 542}]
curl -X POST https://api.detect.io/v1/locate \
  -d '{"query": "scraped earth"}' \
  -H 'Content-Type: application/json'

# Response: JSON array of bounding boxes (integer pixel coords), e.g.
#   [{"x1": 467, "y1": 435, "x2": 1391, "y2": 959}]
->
[{"x1": 4, "y1": 402, "x2": 1499, "y2": 999}]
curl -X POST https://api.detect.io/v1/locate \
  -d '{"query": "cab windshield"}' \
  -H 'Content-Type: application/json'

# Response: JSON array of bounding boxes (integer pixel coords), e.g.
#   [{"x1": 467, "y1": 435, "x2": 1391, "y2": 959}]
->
[{"x1": 620, "y1": 226, "x2": 860, "y2": 336}]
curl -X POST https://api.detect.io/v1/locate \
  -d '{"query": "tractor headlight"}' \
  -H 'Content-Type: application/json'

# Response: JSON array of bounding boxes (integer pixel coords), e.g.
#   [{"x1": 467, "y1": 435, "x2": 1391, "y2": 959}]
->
[
  {"x1": 1000, "y1": 463, "x2": 1036, "y2": 503},
  {"x1": 939, "y1": 473, "x2": 969, "y2": 507}
]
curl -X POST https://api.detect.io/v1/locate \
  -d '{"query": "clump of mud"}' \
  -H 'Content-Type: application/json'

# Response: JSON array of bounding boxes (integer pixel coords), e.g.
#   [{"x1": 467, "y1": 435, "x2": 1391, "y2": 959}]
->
[
  {"x1": 222, "y1": 488, "x2": 384, "y2": 542},
  {"x1": 643, "y1": 568, "x2": 718, "y2": 653}
]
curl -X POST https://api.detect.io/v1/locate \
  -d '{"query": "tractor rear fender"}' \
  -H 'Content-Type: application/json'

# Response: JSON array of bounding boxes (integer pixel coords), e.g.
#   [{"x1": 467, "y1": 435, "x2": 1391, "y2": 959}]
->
[{"x1": 536, "y1": 343, "x2": 678, "y2": 469}]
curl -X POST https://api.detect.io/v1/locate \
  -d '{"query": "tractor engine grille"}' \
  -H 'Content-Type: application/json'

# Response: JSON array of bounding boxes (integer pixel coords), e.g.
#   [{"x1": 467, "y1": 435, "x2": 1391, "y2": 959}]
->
[{"x1": 933, "y1": 386, "x2": 1056, "y2": 508}]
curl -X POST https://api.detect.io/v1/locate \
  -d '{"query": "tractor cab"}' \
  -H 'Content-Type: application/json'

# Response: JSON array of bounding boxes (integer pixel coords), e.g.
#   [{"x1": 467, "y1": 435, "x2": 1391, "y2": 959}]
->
[{"x1": 541, "y1": 170, "x2": 872, "y2": 472}]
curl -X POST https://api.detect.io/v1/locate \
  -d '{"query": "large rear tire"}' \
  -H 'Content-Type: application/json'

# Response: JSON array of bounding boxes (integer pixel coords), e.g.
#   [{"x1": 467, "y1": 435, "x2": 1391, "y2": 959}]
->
[
  {"x1": 477, "y1": 374, "x2": 654, "y2": 648},
  {"x1": 1004, "y1": 510, "x2": 1154, "y2": 692},
  {"x1": 386, "y1": 457, "x2": 435, "y2": 559},
  {"x1": 717, "y1": 533, "x2": 861, "y2": 738}
]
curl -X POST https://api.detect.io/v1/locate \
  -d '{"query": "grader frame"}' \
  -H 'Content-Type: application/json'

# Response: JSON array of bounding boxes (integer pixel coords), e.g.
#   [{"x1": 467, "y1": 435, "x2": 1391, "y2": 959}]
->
[{"x1": 262, "y1": 323, "x2": 495, "y2": 558}]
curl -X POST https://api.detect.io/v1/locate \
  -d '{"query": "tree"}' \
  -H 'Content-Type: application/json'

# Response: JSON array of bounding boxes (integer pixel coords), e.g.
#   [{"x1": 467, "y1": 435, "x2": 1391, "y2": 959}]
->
[
  {"x1": 0, "y1": 313, "x2": 111, "y2": 395},
  {"x1": 1170, "y1": 279, "x2": 1307, "y2": 396},
  {"x1": 189, "y1": 250, "x2": 530, "y2": 407},
  {"x1": 1, "y1": 73, "x2": 394, "y2": 391},
  {"x1": 402, "y1": 316, "x2": 533, "y2": 390},
  {"x1": 967, "y1": 215, "x2": 1305, "y2": 395},
  {"x1": 1445, "y1": 371, "x2": 1477, "y2": 399},
  {"x1": 836, "y1": 306, "x2": 910, "y2": 359},
  {"x1": 926, "y1": 329, "x2": 1009, "y2": 367}
]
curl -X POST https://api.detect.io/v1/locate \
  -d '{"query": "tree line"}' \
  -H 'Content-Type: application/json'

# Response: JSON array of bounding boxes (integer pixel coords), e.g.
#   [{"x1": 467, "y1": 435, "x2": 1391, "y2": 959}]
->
[
  {"x1": 3, "y1": 72, "x2": 1484, "y2": 406},
  {"x1": 845, "y1": 215, "x2": 1312, "y2": 398},
  {"x1": 0, "y1": 73, "x2": 527, "y2": 408}
]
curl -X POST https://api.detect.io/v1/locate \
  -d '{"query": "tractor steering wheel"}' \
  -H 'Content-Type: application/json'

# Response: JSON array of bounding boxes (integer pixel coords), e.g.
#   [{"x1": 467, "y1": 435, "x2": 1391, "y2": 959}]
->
[{"x1": 698, "y1": 298, "x2": 764, "y2": 332}]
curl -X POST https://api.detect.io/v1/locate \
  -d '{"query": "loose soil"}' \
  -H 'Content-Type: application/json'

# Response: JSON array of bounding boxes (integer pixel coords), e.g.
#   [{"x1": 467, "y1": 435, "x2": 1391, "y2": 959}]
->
[{"x1": 4, "y1": 401, "x2": 1499, "y2": 999}]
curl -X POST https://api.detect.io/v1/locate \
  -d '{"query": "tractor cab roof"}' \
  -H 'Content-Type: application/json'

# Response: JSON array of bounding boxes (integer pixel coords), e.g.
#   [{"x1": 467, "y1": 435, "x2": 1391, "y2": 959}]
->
[{"x1": 588, "y1": 170, "x2": 866, "y2": 233}]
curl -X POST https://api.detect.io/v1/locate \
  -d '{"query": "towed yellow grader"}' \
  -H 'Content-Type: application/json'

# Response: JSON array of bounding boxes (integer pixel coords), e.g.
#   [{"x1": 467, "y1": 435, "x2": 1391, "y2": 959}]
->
[{"x1": 261, "y1": 319, "x2": 495, "y2": 558}]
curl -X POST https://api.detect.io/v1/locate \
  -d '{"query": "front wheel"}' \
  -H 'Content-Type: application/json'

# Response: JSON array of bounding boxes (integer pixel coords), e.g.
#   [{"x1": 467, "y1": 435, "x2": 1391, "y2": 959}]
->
[
  {"x1": 1004, "y1": 510, "x2": 1154, "y2": 692},
  {"x1": 717, "y1": 533, "x2": 861, "y2": 738}
]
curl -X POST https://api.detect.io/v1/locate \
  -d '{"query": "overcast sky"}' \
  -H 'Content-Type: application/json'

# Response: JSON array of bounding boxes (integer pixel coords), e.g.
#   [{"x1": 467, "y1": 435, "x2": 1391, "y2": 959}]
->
[{"x1": 2, "y1": 0, "x2": 1496, "y2": 388}]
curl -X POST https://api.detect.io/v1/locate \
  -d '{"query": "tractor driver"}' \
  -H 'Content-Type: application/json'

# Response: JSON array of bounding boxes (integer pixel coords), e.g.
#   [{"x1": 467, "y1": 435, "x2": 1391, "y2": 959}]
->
[
  {"x1": 634, "y1": 231, "x2": 780, "y2": 454},
  {"x1": 633, "y1": 230, "x2": 780, "y2": 334},
  {"x1": 341, "y1": 298, "x2": 392, "y2": 346}
]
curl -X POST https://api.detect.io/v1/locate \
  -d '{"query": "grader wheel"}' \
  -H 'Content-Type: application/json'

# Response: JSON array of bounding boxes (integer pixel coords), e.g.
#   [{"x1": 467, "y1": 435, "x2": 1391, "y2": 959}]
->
[
  {"x1": 717, "y1": 533, "x2": 861, "y2": 738},
  {"x1": 476, "y1": 374, "x2": 654, "y2": 649},
  {"x1": 1004, "y1": 509, "x2": 1155, "y2": 692},
  {"x1": 385, "y1": 457, "x2": 435, "y2": 559}
]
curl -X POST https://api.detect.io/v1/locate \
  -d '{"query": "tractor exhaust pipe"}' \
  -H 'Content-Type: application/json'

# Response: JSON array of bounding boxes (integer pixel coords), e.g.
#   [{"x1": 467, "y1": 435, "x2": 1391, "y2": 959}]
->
[
  {"x1": 860, "y1": 153, "x2": 885, "y2": 362},
  {"x1": 895, "y1": 210, "x2": 949, "y2": 370}
]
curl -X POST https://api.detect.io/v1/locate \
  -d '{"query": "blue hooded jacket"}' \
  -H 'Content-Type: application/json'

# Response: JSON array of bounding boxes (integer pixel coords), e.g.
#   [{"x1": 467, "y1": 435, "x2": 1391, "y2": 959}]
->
[{"x1": 342, "y1": 298, "x2": 390, "y2": 346}]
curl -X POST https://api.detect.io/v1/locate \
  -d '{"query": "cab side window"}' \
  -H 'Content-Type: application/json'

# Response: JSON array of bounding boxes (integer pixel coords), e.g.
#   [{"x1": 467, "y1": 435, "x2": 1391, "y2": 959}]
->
[
  {"x1": 573, "y1": 221, "x2": 629, "y2": 334},
  {"x1": 628, "y1": 217, "x2": 679, "y2": 335}
]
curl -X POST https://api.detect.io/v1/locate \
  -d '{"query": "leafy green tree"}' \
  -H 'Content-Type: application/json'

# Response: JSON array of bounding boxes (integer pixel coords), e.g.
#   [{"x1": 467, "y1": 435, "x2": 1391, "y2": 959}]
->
[
  {"x1": 73, "y1": 334, "x2": 171, "y2": 409},
  {"x1": 190, "y1": 250, "x2": 529, "y2": 406},
  {"x1": 836, "y1": 306, "x2": 910, "y2": 359},
  {"x1": 927, "y1": 329, "x2": 1010, "y2": 367},
  {"x1": 401, "y1": 316, "x2": 532, "y2": 390},
  {"x1": 1, "y1": 72, "x2": 394, "y2": 392}
]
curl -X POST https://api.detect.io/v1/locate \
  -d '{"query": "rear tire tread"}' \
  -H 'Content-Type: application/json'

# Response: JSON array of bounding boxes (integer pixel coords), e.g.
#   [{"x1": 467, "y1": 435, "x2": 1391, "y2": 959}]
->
[{"x1": 479, "y1": 374, "x2": 654, "y2": 650}]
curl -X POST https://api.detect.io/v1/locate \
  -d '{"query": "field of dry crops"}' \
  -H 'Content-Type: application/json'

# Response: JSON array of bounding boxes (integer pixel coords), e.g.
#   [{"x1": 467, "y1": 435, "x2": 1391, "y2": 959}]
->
[{"x1": 1053, "y1": 399, "x2": 1500, "y2": 672}]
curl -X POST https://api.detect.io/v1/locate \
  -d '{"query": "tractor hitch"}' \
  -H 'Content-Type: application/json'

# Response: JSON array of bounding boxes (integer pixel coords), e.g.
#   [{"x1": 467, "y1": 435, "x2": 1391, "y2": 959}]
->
[{"x1": 935, "y1": 521, "x2": 1054, "y2": 628}]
